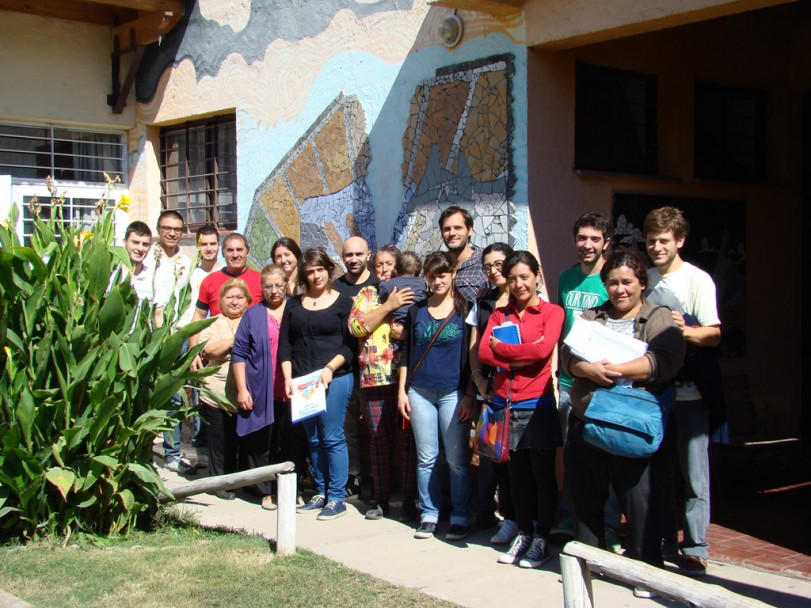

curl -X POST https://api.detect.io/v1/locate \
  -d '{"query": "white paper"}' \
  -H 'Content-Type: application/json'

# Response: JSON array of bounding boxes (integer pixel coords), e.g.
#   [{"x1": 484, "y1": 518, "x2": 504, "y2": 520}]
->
[
  {"x1": 290, "y1": 370, "x2": 327, "y2": 423},
  {"x1": 564, "y1": 317, "x2": 648, "y2": 364}
]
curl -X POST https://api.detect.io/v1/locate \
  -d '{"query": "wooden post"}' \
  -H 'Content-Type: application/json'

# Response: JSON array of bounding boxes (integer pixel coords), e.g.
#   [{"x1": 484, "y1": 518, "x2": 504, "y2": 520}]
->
[
  {"x1": 275, "y1": 470, "x2": 296, "y2": 556},
  {"x1": 561, "y1": 550, "x2": 593, "y2": 608},
  {"x1": 561, "y1": 541, "x2": 773, "y2": 608}
]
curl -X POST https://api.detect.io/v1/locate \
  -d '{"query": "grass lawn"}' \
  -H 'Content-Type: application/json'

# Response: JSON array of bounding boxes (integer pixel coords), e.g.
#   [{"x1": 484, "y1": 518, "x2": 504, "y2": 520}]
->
[{"x1": 0, "y1": 517, "x2": 460, "y2": 608}]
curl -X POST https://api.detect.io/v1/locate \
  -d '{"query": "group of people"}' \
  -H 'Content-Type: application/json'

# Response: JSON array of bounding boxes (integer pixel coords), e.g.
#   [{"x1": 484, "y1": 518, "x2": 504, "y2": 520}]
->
[{"x1": 121, "y1": 203, "x2": 721, "y2": 599}]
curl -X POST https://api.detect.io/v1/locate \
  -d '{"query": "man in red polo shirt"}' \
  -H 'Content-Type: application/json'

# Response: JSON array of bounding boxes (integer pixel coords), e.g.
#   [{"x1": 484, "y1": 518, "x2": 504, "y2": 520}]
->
[{"x1": 189, "y1": 233, "x2": 261, "y2": 368}]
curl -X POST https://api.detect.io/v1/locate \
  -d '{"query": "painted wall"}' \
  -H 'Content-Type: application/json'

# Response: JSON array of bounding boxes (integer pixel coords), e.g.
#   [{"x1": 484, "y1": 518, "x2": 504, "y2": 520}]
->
[
  {"x1": 129, "y1": 1, "x2": 529, "y2": 266},
  {"x1": 0, "y1": 10, "x2": 135, "y2": 128},
  {"x1": 527, "y1": 3, "x2": 808, "y2": 438}
]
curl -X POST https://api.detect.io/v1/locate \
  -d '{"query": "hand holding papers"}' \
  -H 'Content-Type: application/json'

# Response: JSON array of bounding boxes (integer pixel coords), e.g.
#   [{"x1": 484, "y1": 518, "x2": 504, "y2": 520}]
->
[
  {"x1": 290, "y1": 370, "x2": 327, "y2": 423},
  {"x1": 564, "y1": 316, "x2": 648, "y2": 364}
]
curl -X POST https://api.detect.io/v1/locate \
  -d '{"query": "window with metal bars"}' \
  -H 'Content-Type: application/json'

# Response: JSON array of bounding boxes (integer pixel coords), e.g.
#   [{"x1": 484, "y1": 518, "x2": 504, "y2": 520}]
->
[
  {"x1": 0, "y1": 122, "x2": 125, "y2": 183},
  {"x1": 694, "y1": 81, "x2": 767, "y2": 182},
  {"x1": 160, "y1": 114, "x2": 237, "y2": 233},
  {"x1": 575, "y1": 63, "x2": 658, "y2": 175}
]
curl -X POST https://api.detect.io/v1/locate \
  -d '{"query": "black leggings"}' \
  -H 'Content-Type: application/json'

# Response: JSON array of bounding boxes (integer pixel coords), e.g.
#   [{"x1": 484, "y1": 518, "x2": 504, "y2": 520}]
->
[{"x1": 508, "y1": 447, "x2": 557, "y2": 536}]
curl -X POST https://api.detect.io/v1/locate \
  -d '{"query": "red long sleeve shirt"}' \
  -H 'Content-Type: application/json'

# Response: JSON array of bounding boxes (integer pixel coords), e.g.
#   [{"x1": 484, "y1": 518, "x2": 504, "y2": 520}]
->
[{"x1": 478, "y1": 300, "x2": 564, "y2": 403}]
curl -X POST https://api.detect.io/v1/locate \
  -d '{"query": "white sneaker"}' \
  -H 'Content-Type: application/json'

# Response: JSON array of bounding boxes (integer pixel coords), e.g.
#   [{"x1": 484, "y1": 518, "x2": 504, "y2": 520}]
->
[
  {"x1": 518, "y1": 535, "x2": 550, "y2": 569},
  {"x1": 490, "y1": 519, "x2": 519, "y2": 545},
  {"x1": 497, "y1": 533, "x2": 532, "y2": 564}
]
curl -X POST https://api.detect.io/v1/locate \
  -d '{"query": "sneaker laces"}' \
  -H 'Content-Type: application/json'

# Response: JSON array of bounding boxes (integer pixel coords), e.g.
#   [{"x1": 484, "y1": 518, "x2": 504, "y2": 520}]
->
[
  {"x1": 309, "y1": 494, "x2": 325, "y2": 505},
  {"x1": 524, "y1": 536, "x2": 547, "y2": 560},
  {"x1": 323, "y1": 500, "x2": 340, "y2": 510},
  {"x1": 507, "y1": 534, "x2": 531, "y2": 556}
]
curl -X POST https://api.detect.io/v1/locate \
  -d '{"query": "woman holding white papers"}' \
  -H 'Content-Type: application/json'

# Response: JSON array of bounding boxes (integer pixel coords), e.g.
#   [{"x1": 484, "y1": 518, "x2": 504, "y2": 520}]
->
[
  {"x1": 279, "y1": 248, "x2": 354, "y2": 521},
  {"x1": 561, "y1": 247, "x2": 685, "y2": 576},
  {"x1": 478, "y1": 251, "x2": 564, "y2": 569},
  {"x1": 398, "y1": 251, "x2": 474, "y2": 541}
]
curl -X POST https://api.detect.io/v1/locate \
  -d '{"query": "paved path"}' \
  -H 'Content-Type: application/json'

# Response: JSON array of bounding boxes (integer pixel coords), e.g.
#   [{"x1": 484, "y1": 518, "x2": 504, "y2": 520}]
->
[{"x1": 163, "y1": 469, "x2": 811, "y2": 608}]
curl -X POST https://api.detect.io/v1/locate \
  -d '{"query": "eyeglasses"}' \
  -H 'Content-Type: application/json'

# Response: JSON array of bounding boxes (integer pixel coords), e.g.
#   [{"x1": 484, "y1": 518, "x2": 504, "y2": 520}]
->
[
  {"x1": 158, "y1": 225, "x2": 183, "y2": 234},
  {"x1": 262, "y1": 284, "x2": 285, "y2": 292},
  {"x1": 483, "y1": 260, "x2": 504, "y2": 273}
]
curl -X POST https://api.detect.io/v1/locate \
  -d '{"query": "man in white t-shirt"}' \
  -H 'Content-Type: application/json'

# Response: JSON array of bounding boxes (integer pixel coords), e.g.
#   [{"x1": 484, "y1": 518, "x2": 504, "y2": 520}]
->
[
  {"x1": 151, "y1": 210, "x2": 194, "y2": 475},
  {"x1": 644, "y1": 206, "x2": 721, "y2": 577},
  {"x1": 122, "y1": 221, "x2": 154, "y2": 304}
]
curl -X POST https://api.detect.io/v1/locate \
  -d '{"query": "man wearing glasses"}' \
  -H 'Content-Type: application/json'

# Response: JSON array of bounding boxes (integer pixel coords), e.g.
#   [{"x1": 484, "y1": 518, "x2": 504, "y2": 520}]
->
[{"x1": 151, "y1": 210, "x2": 195, "y2": 475}]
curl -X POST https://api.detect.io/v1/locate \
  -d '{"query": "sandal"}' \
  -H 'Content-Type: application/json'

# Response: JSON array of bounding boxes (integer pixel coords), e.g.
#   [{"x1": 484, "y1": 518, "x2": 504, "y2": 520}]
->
[{"x1": 261, "y1": 495, "x2": 277, "y2": 511}]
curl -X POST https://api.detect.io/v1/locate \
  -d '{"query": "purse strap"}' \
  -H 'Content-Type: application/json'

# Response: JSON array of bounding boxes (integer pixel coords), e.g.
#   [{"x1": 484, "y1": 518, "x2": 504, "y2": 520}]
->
[{"x1": 408, "y1": 311, "x2": 454, "y2": 384}]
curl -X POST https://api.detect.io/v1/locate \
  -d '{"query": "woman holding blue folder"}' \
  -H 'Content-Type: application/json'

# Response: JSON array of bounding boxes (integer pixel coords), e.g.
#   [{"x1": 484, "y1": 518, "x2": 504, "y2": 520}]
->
[{"x1": 478, "y1": 251, "x2": 564, "y2": 569}]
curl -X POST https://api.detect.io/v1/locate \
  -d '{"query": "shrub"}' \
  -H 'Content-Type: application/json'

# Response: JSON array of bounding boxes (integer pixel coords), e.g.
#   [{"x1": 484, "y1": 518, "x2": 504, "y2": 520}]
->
[{"x1": 0, "y1": 178, "x2": 220, "y2": 540}]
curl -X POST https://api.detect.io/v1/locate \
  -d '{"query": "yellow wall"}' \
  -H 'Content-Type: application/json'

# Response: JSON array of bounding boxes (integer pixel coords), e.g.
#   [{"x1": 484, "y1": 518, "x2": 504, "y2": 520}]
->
[
  {"x1": 0, "y1": 10, "x2": 135, "y2": 129},
  {"x1": 527, "y1": 4, "x2": 808, "y2": 438}
]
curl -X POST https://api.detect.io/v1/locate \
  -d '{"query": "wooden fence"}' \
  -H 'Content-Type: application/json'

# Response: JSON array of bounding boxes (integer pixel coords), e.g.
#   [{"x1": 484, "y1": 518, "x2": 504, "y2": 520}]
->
[{"x1": 158, "y1": 461, "x2": 297, "y2": 556}]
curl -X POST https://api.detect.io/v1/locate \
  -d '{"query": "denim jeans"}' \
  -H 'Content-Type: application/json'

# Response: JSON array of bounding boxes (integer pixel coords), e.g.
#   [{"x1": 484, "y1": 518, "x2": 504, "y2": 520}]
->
[
  {"x1": 660, "y1": 398, "x2": 711, "y2": 558},
  {"x1": 408, "y1": 385, "x2": 471, "y2": 526},
  {"x1": 301, "y1": 373, "x2": 353, "y2": 502}
]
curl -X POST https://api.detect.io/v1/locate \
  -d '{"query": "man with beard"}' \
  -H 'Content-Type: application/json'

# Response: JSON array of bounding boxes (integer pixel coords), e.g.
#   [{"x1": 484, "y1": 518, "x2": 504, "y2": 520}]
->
[
  {"x1": 334, "y1": 236, "x2": 376, "y2": 296},
  {"x1": 438, "y1": 206, "x2": 487, "y2": 305}
]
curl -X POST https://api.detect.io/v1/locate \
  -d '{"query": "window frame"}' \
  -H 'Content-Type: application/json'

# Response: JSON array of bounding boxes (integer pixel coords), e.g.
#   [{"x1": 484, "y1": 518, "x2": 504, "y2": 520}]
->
[
  {"x1": 574, "y1": 62, "x2": 658, "y2": 176},
  {"x1": 159, "y1": 114, "x2": 237, "y2": 234}
]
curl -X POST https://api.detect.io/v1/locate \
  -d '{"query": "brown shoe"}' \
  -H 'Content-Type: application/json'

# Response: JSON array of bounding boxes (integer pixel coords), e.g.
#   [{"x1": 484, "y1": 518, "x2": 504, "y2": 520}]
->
[{"x1": 678, "y1": 554, "x2": 708, "y2": 577}]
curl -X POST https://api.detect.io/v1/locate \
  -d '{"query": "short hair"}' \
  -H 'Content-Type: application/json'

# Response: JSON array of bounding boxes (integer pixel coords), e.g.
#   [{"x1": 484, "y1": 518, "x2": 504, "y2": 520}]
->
[
  {"x1": 643, "y1": 206, "x2": 689, "y2": 241},
  {"x1": 260, "y1": 263, "x2": 285, "y2": 282},
  {"x1": 438, "y1": 205, "x2": 473, "y2": 230},
  {"x1": 502, "y1": 250, "x2": 540, "y2": 279},
  {"x1": 157, "y1": 209, "x2": 184, "y2": 228},
  {"x1": 271, "y1": 237, "x2": 302, "y2": 262},
  {"x1": 482, "y1": 242, "x2": 513, "y2": 259},
  {"x1": 298, "y1": 247, "x2": 336, "y2": 289},
  {"x1": 374, "y1": 244, "x2": 403, "y2": 274},
  {"x1": 219, "y1": 278, "x2": 252, "y2": 307},
  {"x1": 223, "y1": 232, "x2": 250, "y2": 253},
  {"x1": 196, "y1": 224, "x2": 218, "y2": 241},
  {"x1": 125, "y1": 221, "x2": 152, "y2": 241},
  {"x1": 422, "y1": 250, "x2": 466, "y2": 315},
  {"x1": 399, "y1": 251, "x2": 422, "y2": 277},
  {"x1": 600, "y1": 246, "x2": 649, "y2": 289},
  {"x1": 573, "y1": 212, "x2": 612, "y2": 240}
]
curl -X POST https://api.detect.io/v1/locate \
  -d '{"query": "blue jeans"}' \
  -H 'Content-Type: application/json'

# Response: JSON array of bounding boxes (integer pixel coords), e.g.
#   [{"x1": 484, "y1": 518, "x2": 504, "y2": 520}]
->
[
  {"x1": 301, "y1": 373, "x2": 353, "y2": 502},
  {"x1": 661, "y1": 399, "x2": 711, "y2": 558},
  {"x1": 408, "y1": 385, "x2": 471, "y2": 526}
]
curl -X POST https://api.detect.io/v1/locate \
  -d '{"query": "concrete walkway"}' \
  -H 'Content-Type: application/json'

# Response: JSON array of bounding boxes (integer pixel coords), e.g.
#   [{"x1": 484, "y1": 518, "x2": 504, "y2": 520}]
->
[{"x1": 163, "y1": 469, "x2": 811, "y2": 608}]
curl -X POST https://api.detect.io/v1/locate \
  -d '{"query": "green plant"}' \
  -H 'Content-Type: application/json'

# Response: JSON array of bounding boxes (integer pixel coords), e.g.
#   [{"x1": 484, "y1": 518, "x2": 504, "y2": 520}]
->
[{"x1": 0, "y1": 178, "x2": 220, "y2": 540}]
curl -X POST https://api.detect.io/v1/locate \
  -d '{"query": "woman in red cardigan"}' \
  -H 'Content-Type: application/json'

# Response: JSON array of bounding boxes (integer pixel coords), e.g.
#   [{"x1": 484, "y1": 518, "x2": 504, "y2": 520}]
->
[{"x1": 478, "y1": 251, "x2": 564, "y2": 569}]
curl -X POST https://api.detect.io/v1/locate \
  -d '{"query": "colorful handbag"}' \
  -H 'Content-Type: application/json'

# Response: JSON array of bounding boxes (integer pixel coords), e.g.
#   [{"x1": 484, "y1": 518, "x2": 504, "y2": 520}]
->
[
  {"x1": 473, "y1": 399, "x2": 510, "y2": 463},
  {"x1": 582, "y1": 383, "x2": 674, "y2": 458}
]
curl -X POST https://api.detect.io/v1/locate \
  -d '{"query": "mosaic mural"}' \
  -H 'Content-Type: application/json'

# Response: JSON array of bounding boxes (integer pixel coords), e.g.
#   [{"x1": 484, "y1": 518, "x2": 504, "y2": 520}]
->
[
  {"x1": 245, "y1": 93, "x2": 374, "y2": 267},
  {"x1": 392, "y1": 54, "x2": 515, "y2": 253}
]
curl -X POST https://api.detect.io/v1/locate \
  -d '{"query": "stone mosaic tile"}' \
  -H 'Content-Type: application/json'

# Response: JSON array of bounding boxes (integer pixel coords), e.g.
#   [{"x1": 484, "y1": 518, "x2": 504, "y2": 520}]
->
[
  {"x1": 247, "y1": 93, "x2": 374, "y2": 268},
  {"x1": 392, "y1": 55, "x2": 514, "y2": 254}
]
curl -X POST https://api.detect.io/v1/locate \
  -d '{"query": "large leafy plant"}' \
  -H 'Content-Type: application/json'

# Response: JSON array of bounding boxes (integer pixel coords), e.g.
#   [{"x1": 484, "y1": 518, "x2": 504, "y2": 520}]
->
[{"x1": 0, "y1": 179, "x2": 218, "y2": 540}]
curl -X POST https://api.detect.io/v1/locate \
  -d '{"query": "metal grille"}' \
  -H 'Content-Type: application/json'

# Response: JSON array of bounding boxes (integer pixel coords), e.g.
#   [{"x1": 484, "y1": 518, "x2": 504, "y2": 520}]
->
[
  {"x1": 0, "y1": 122, "x2": 126, "y2": 183},
  {"x1": 160, "y1": 115, "x2": 237, "y2": 233}
]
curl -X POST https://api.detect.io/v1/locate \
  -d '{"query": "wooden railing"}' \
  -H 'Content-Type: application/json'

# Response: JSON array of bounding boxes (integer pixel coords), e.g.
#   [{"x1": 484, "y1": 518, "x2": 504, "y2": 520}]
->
[
  {"x1": 561, "y1": 541, "x2": 772, "y2": 608},
  {"x1": 158, "y1": 461, "x2": 297, "y2": 556}
]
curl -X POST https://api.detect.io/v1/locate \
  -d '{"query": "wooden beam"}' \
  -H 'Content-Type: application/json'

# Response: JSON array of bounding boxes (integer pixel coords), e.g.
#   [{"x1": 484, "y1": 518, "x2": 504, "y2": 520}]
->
[
  {"x1": 0, "y1": 0, "x2": 134, "y2": 26},
  {"x1": 112, "y1": 43, "x2": 145, "y2": 114},
  {"x1": 112, "y1": 4, "x2": 184, "y2": 46},
  {"x1": 428, "y1": 0, "x2": 523, "y2": 18},
  {"x1": 85, "y1": 0, "x2": 181, "y2": 10}
]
